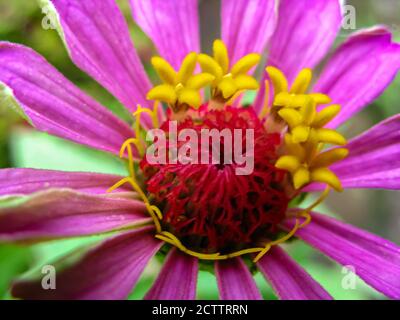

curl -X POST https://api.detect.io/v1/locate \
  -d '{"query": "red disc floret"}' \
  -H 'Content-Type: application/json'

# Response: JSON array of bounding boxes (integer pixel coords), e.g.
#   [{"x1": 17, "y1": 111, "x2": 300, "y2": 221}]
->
[{"x1": 140, "y1": 105, "x2": 289, "y2": 253}]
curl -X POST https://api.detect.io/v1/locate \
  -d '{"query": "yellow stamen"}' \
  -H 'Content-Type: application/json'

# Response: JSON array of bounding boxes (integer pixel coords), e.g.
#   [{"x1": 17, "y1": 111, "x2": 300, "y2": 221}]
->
[
  {"x1": 266, "y1": 66, "x2": 288, "y2": 95},
  {"x1": 290, "y1": 68, "x2": 312, "y2": 94},
  {"x1": 266, "y1": 66, "x2": 348, "y2": 191},
  {"x1": 198, "y1": 39, "x2": 260, "y2": 102},
  {"x1": 213, "y1": 39, "x2": 229, "y2": 74}
]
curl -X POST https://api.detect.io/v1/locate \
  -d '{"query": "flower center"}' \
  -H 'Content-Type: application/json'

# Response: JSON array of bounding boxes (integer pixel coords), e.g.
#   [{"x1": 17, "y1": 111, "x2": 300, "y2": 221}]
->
[
  {"x1": 108, "y1": 39, "x2": 349, "y2": 262},
  {"x1": 140, "y1": 105, "x2": 289, "y2": 254}
]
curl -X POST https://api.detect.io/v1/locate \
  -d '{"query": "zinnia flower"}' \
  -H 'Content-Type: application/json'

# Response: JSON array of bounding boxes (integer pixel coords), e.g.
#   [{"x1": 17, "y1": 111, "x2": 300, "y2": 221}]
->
[{"x1": 1, "y1": 0, "x2": 400, "y2": 300}]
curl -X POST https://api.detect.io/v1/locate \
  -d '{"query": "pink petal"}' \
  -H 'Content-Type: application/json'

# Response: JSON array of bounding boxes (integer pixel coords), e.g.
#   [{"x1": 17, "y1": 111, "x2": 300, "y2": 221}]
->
[
  {"x1": 215, "y1": 258, "x2": 262, "y2": 300},
  {"x1": 0, "y1": 168, "x2": 128, "y2": 196},
  {"x1": 12, "y1": 227, "x2": 162, "y2": 299},
  {"x1": 0, "y1": 42, "x2": 135, "y2": 156},
  {"x1": 129, "y1": 0, "x2": 200, "y2": 70},
  {"x1": 221, "y1": 0, "x2": 277, "y2": 64},
  {"x1": 267, "y1": 0, "x2": 341, "y2": 83},
  {"x1": 257, "y1": 246, "x2": 332, "y2": 300},
  {"x1": 52, "y1": 0, "x2": 152, "y2": 111},
  {"x1": 313, "y1": 27, "x2": 400, "y2": 129},
  {"x1": 306, "y1": 114, "x2": 400, "y2": 191},
  {"x1": 283, "y1": 212, "x2": 400, "y2": 299},
  {"x1": 0, "y1": 189, "x2": 150, "y2": 242},
  {"x1": 145, "y1": 248, "x2": 198, "y2": 300}
]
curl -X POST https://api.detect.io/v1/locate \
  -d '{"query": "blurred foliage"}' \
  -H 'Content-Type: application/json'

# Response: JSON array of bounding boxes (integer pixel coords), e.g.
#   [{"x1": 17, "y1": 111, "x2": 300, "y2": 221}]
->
[{"x1": 0, "y1": 0, "x2": 399, "y2": 300}]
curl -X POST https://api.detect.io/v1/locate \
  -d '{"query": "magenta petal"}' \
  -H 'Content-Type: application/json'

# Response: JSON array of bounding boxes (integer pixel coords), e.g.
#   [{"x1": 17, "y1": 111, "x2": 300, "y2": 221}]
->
[
  {"x1": 257, "y1": 246, "x2": 332, "y2": 300},
  {"x1": 0, "y1": 168, "x2": 129, "y2": 196},
  {"x1": 314, "y1": 27, "x2": 400, "y2": 129},
  {"x1": 129, "y1": 0, "x2": 200, "y2": 70},
  {"x1": 215, "y1": 258, "x2": 262, "y2": 300},
  {"x1": 284, "y1": 212, "x2": 400, "y2": 299},
  {"x1": 221, "y1": 0, "x2": 276, "y2": 64},
  {"x1": 0, "y1": 42, "x2": 135, "y2": 156},
  {"x1": 51, "y1": 0, "x2": 152, "y2": 111},
  {"x1": 0, "y1": 189, "x2": 150, "y2": 242},
  {"x1": 306, "y1": 114, "x2": 400, "y2": 192},
  {"x1": 145, "y1": 249, "x2": 198, "y2": 300},
  {"x1": 12, "y1": 227, "x2": 162, "y2": 300},
  {"x1": 267, "y1": 0, "x2": 341, "y2": 83}
]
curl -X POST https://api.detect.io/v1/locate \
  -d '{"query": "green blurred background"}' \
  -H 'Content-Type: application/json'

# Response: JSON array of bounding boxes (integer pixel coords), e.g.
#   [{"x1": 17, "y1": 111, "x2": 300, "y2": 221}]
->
[{"x1": 0, "y1": 0, "x2": 399, "y2": 300}]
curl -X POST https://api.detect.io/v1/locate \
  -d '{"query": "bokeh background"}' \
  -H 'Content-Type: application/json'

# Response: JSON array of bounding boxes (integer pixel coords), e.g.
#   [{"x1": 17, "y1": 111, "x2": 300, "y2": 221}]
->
[{"x1": 0, "y1": 0, "x2": 399, "y2": 300}]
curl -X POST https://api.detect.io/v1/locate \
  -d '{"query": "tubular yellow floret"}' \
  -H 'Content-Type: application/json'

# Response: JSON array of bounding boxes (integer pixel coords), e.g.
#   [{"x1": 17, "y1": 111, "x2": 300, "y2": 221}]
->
[
  {"x1": 267, "y1": 66, "x2": 348, "y2": 192},
  {"x1": 147, "y1": 52, "x2": 215, "y2": 114},
  {"x1": 147, "y1": 84, "x2": 177, "y2": 104},
  {"x1": 197, "y1": 39, "x2": 261, "y2": 102},
  {"x1": 213, "y1": 39, "x2": 229, "y2": 73},
  {"x1": 266, "y1": 66, "x2": 289, "y2": 95},
  {"x1": 290, "y1": 68, "x2": 313, "y2": 94},
  {"x1": 177, "y1": 52, "x2": 198, "y2": 84},
  {"x1": 230, "y1": 53, "x2": 261, "y2": 76},
  {"x1": 151, "y1": 56, "x2": 177, "y2": 85}
]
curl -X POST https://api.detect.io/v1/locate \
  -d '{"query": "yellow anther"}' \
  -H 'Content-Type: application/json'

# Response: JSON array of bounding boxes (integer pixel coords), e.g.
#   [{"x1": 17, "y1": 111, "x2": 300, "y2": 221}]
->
[
  {"x1": 290, "y1": 68, "x2": 313, "y2": 94},
  {"x1": 275, "y1": 155, "x2": 301, "y2": 173},
  {"x1": 278, "y1": 108, "x2": 303, "y2": 127},
  {"x1": 219, "y1": 76, "x2": 237, "y2": 99},
  {"x1": 231, "y1": 53, "x2": 261, "y2": 76},
  {"x1": 213, "y1": 39, "x2": 229, "y2": 74},
  {"x1": 148, "y1": 52, "x2": 215, "y2": 113},
  {"x1": 310, "y1": 168, "x2": 343, "y2": 191},
  {"x1": 274, "y1": 92, "x2": 309, "y2": 108},
  {"x1": 300, "y1": 98, "x2": 316, "y2": 125},
  {"x1": 315, "y1": 128, "x2": 347, "y2": 145},
  {"x1": 291, "y1": 125, "x2": 310, "y2": 143},
  {"x1": 266, "y1": 66, "x2": 289, "y2": 95},
  {"x1": 233, "y1": 74, "x2": 259, "y2": 91},
  {"x1": 147, "y1": 84, "x2": 177, "y2": 104},
  {"x1": 198, "y1": 54, "x2": 224, "y2": 83},
  {"x1": 293, "y1": 167, "x2": 311, "y2": 189},
  {"x1": 177, "y1": 88, "x2": 202, "y2": 108},
  {"x1": 177, "y1": 52, "x2": 198, "y2": 84},
  {"x1": 198, "y1": 39, "x2": 260, "y2": 102},
  {"x1": 186, "y1": 73, "x2": 216, "y2": 90},
  {"x1": 311, "y1": 148, "x2": 349, "y2": 168},
  {"x1": 309, "y1": 93, "x2": 332, "y2": 105},
  {"x1": 151, "y1": 56, "x2": 177, "y2": 85},
  {"x1": 312, "y1": 104, "x2": 341, "y2": 128}
]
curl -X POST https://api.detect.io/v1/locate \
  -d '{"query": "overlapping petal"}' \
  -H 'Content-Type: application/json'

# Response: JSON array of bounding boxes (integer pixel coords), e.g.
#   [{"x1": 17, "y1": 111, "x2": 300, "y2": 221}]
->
[
  {"x1": 50, "y1": 0, "x2": 152, "y2": 111},
  {"x1": 0, "y1": 168, "x2": 128, "y2": 196},
  {"x1": 145, "y1": 248, "x2": 198, "y2": 300},
  {"x1": 0, "y1": 42, "x2": 135, "y2": 156},
  {"x1": 306, "y1": 114, "x2": 400, "y2": 191},
  {"x1": 215, "y1": 257, "x2": 262, "y2": 300},
  {"x1": 314, "y1": 27, "x2": 400, "y2": 128},
  {"x1": 267, "y1": 0, "x2": 342, "y2": 83},
  {"x1": 257, "y1": 246, "x2": 332, "y2": 300},
  {"x1": 0, "y1": 189, "x2": 150, "y2": 242},
  {"x1": 130, "y1": 0, "x2": 200, "y2": 70},
  {"x1": 11, "y1": 226, "x2": 161, "y2": 299},
  {"x1": 221, "y1": 0, "x2": 276, "y2": 64},
  {"x1": 284, "y1": 212, "x2": 400, "y2": 299}
]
